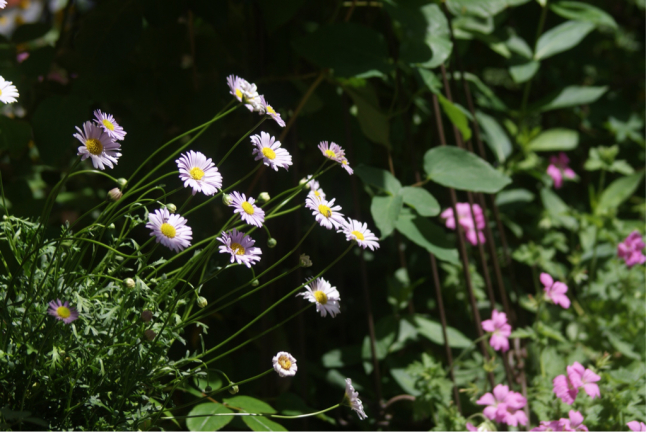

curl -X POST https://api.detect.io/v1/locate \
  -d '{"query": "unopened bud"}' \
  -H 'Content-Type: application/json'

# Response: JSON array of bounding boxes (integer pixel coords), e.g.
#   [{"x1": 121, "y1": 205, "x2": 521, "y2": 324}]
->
[
  {"x1": 124, "y1": 278, "x2": 136, "y2": 288},
  {"x1": 299, "y1": 177, "x2": 308, "y2": 186},
  {"x1": 257, "y1": 192, "x2": 270, "y2": 203},
  {"x1": 144, "y1": 329, "x2": 156, "y2": 341},
  {"x1": 228, "y1": 384, "x2": 239, "y2": 394},
  {"x1": 299, "y1": 254, "x2": 312, "y2": 268},
  {"x1": 197, "y1": 296, "x2": 208, "y2": 308},
  {"x1": 107, "y1": 223, "x2": 115, "y2": 230},
  {"x1": 166, "y1": 203, "x2": 177, "y2": 214},
  {"x1": 251, "y1": 279, "x2": 259, "y2": 287},
  {"x1": 108, "y1": 188, "x2": 122, "y2": 201},
  {"x1": 267, "y1": 238, "x2": 277, "y2": 248},
  {"x1": 222, "y1": 193, "x2": 233, "y2": 206},
  {"x1": 117, "y1": 178, "x2": 128, "y2": 188},
  {"x1": 141, "y1": 310, "x2": 153, "y2": 322}
]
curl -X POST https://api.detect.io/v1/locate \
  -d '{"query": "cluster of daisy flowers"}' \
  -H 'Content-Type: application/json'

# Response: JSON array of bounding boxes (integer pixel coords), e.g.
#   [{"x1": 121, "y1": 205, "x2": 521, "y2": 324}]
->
[
  {"x1": 227, "y1": 75, "x2": 285, "y2": 127},
  {"x1": 553, "y1": 361, "x2": 600, "y2": 405},
  {"x1": 74, "y1": 109, "x2": 126, "y2": 170}
]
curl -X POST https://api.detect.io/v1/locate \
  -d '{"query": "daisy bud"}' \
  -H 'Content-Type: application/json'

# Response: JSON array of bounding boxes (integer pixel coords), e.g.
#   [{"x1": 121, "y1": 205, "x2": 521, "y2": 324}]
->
[
  {"x1": 257, "y1": 192, "x2": 270, "y2": 203},
  {"x1": 229, "y1": 384, "x2": 239, "y2": 394},
  {"x1": 124, "y1": 278, "x2": 136, "y2": 288},
  {"x1": 267, "y1": 238, "x2": 277, "y2": 248},
  {"x1": 144, "y1": 329, "x2": 156, "y2": 341},
  {"x1": 117, "y1": 178, "x2": 128, "y2": 188},
  {"x1": 299, "y1": 254, "x2": 312, "y2": 268},
  {"x1": 251, "y1": 279, "x2": 259, "y2": 287},
  {"x1": 141, "y1": 310, "x2": 153, "y2": 322},
  {"x1": 108, "y1": 188, "x2": 122, "y2": 201},
  {"x1": 299, "y1": 178, "x2": 308, "y2": 186},
  {"x1": 197, "y1": 296, "x2": 208, "y2": 308},
  {"x1": 166, "y1": 203, "x2": 177, "y2": 214},
  {"x1": 222, "y1": 193, "x2": 233, "y2": 206},
  {"x1": 108, "y1": 223, "x2": 116, "y2": 230}
]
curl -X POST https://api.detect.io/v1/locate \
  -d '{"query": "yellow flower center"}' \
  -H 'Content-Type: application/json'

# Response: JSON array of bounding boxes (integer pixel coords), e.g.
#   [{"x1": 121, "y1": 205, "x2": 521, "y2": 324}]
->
[
  {"x1": 325, "y1": 149, "x2": 336, "y2": 158},
  {"x1": 160, "y1": 223, "x2": 176, "y2": 238},
  {"x1": 314, "y1": 190, "x2": 321, "y2": 197},
  {"x1": 189, "y1": 166, "x2": 205, "y2": 180},
  {"x1": 57, "y1": 306, "x2": 71, "y2": 319},
  {"x1": 278, "y1": 355, "x2": 292, "y2": 370},
  {"x1": 242, "y1": 201, "x2": 255, "y2": 215},
  {"x1": 231, "y1": 242, "x2": 245, "y2": 255},
  {"x1": 266, "y1": 105, "x2": 277, "y2": 115},
  {"x1": 318, "y1": 204, "x2": 332, "y2": 218},
  {"x1": 235, "y1": 88, "x2": 243, "y2": 99},
  {"x1": 351, "y1": 230, "x2": 365, "y2": 241},
  {"x1": 262, "y1": 147, "x2": 276, "y2": 160},
  {"x1": 85, "y1": 138, "x2": 103, "y2": 155},
  {"x1": 0, "y1": 88, "x2": 3, "y2": 96},
  {"x1": 313, "y1": 290, "x2": 328, "y2": 305},
  {"x1": 342, "y1": 159, "x2": 348, "y2": 165},
  {"x1": 101, "y1": 118, "x2": 115, "y2": 131}
]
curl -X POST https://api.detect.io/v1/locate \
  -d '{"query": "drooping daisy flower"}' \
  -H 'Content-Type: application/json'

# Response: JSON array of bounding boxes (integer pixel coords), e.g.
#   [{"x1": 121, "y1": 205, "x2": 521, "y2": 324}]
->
[
  {"x1": 344, "y1": 378, "x2": 367, "y2": 420},
  {"x1": 540, "y1": 273, "x2": 570, "y2": 309},
  {"x1": 305, "y1": 194, "x2": 345, "y2": 230},
  {"x1": 47, "y1": 299, "x2": 79, "y2": 324},
  {"x1": 318, "y1": 141, "x2": 346, "y2": 163},
  {"x1": 74, "y1": 121, "x2": 122, "y2": 170},
  {"x1": 176, "y1": 150, "x2": 223, "y2": 196},
  {"x1": 226, "y1": 74, "x2": 261, "y2": 111},
  {"x1": 217, "y1": 228, "x2": 262, "y2": 268},
  {"x1": 229, "y1": 191, "x2": 265, "y2": 228},
  {"x1": 272, "y1": 351, "x2": 297, "y2": 377},
  {"x1": 481, "y1": 310, "x2": 512, "y2": 352},
  {"x1": 258, "y1": 95, "x2": 285, "y2": 127},
  {"x1": 250, "y1": 132, "x2": 292, "y2": 171},
  {"x1": 339, "y1": 218, "x2": 380, "y2": 251},
  {"x1": 297, "y1": 277, "x2": 341, "y2": 318},
  {"x1": 146, "y1": 207, "x2": 192, "y2": 252},
  {"x1": 93, "y1": 109, "x2": 127, "y2": 141},
  {"x1": 340, "y1": 157, "x2": 354, "y2": 175},
  {"x1": 0, "y1": 76, "x2": 19, "y2": 104}
]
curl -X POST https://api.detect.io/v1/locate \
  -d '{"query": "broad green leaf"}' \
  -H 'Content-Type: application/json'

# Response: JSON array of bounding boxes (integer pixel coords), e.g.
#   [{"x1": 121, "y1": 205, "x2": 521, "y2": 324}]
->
[
  {"x1": 475, "y1": 110, "x2": 512, "y2": 162},
  {"x1": 446, "y1": 0, "x2": 532, "y2": 17},
  {"x1": 540, "y1": 188, "x2": 578, "y2": 230},
  {"x1": 535, "y1": 20, "x2": 595, "y2": 60},
  {"x1": 355, "y1": 165, "x2": 401, "y2": 195},
  {"x1": 224, "y1": 396, "x2": 276, "y2": 414},
  {"x1": 606, "y1": 332, "x2": 641, "y2": 360},
  {"x1": 509, "y1": 60, "x2": 540, "y2": 83},
  {"x1": 550, "y1": 1, "x2": 618, "y2": 29},
  {"x1": 531, "y1": 86, "x2": 608, "y2": 112},
  {"x1": 413, "y1": 315, "x2": 472, "y2": 348},
  {"x1": 452, "y1": 14, "x2": 494, "y2": 38},
  {"x1": 597, "y1": 171, "x2": 644, "y2": 212},
  {"x1": 389, "y1": 367, "x2": 421, "y2": 396},
  {"x1": 321, "y1": 345, "x2": 362, "y2": 368},
  {"x1": 243, "y1": 416, "x2": 287, "y2": 432},
  {"x1": 399, "y1": 187, "x2": 440, "y2": 217},
  {"x1": 419, "y1": 4, "x2": 453, "y2": 68},
  {"x1": 417, "y1": 68, "x2": 442, "y2": 93},
  {"x1": 606, "y1": 114, "x2": 644, "y2": 144},
  {"x1": 186, "y1": 403, "x2": 234, "y2": 431},
  {"x1": 505, "y1": 33, "x2": 533, "y2": 59},
  {"x1": 424, "y1": 146, "x2": 511, "y2": 193},
  {"x1": 394, "y1": 209, "x2": 459, "y2": 264},
  {"x1": 362, "y1": 315, "x2": 398, "y2": 361},
  {"x1": 509, "y1": 327, "x2": 537, "y2": 339},
  {"x1": 455, "y1": 72, "x2": 508, "y2": 111},
  {"x1": 527, "y1": 128, "x2": 579, "y2": 151},
  {"x1": 495, "y1": 189, "x2": 535, "y2": 206},
  {"x1": 436, "y1": 94, "x2": 472, "y2": 141},
  {"x1": 537, "y1": 322, "x2": 566, "y2": 342},
  {"x1": 345, "y1": 85, "x2": 391, "y2": 148},
  {"x1": 371, "y1": 194, "x2": 403, "y2": 237}
]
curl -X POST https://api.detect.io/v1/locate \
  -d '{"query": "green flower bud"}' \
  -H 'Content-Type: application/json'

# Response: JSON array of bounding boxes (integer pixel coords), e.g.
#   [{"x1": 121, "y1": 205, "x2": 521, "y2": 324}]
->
[
  {"x1": 166, "y1": 203, "x2": 177, "y2": 214},
  {"x1": 251, "y1": 279, "x2": 259, "y2": 287},
  {"x1": 222, "y1": 193, "x2": 233, "y2": 206},
  {"x1": 228, "y1": 384, "x2": 239, "y2": 394},
  {"x1": 108, "y1": 188, "x2": 122, "y2": 201},
  {"x1": 197, "y1": 296, "x2": 208, "y2": 308},
  {"x1": 257, "y1": 192, "x2": 270, "y2": 203},
  {"x1": 267, "y1": 238, "x2": 277, "y2": 248},
  {"x1": 117, "y1": 178, "x2": 128, "y2": 188},
  {"x1": 124, "y1": 278, "x2": 136, "y2": 288}
]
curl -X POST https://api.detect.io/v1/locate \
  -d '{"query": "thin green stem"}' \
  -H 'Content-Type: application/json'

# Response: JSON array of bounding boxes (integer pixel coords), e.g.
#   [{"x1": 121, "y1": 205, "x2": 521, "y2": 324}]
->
[
  {"x1": 164, "y1": 404, "x2": 340, "y2": 421},
  {"x1": 217, "y1": 118, "x2": 266, "y2": 168}
]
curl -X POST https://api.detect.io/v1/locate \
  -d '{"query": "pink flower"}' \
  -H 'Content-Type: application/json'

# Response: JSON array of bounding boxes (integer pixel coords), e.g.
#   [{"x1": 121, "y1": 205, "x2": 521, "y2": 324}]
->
[
  {"x1": 482, "y1": 310, "x2": 512, "y2": 352},
  {"x1": 532, "y1": 421, "x2": 563, "y2": 431},
  {"x1": 476, "y1": 384, "x2": 527, "y2": 426},
  {"x1": 553, "y1": 374, "x2": 578, "y2": 405},
  {"x1": 628, "y1": 421, "x2": 646, "y2": 431},
  {"x1": 466, "y1": 423, "x2": 478, "y2": 431},
  {"x1": 617, "y1": 231, "x2": 646, "y2": 267},
  {"x1": 540, "y1": 273, "x2": 570, "y2": 309},
  {"x1": 547, "y1": 152, "x2": 576, "y2": 189},
  {"x1": 440, "y1": 202, "x2": 486, "y2": 246},
  {"x1": 567, "y1": 362, "x2": 600, "y2": 399},
  {"x1": 560, "y1": 410, "x2": 588, "y2": 431}
]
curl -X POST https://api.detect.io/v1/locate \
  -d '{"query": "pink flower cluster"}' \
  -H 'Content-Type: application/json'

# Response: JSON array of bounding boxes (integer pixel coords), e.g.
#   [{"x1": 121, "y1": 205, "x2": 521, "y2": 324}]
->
[
  {"x1": 617, "y1": 231, "x2": 646, "y2": 267},
  {"x1": 540, "y1": 273, "x2": 570, "y2": 309},
  {"x1": 628, "y1": 421, "x2": 646, "y2": 431},
  {"x1": 532, "y1": 410, "x2": 588, "y2": 431},
  {"x1": 476, "y1": 384, "x2": 528, "y2": 427},
  {"x1": 547, "y1": 152, "x2": 576, "y2": 189},
  {"x1": 482, "y1": 310, "x2": 512, "y2": 352},
  {"x1": 440, "y1": 202, "x2": 485, "y2": 246},
  {"x1": 553, "y1": 362, "x2": 600, "y2": 405}
]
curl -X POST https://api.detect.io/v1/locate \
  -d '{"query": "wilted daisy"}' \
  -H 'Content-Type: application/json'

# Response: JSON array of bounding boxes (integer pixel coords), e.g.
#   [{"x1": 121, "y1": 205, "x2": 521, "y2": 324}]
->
[
  {"x1": 0, "y1": 76, "x2": 18, "y2": 104},
  {"x1": 229, "y1": 191, "x2": 265, "y2": 227},
  {"x1": 344, "y1": 378, "x2": 367, "y2": 420},
  {"x1": 217, "y1": 228, "x2": 262, "y2": 268},
  {"x1": 297, "y1": 277, "x2": 341, "y2": 318},
  {"x1": 146, "y1": 207, "x2": 192, "y2": 252},
  {"x1": 305, "y1": 194, "x2": 344, "y2": 230},
  {"x1": 318, "y1": 141, "x2": 346, "y2": 163},
  {"x1": 47, "y1": 299, "x2": 79, "y2": 324},
  {"x1": 272, "y1": 351, "x2": 297, "y2": 377},
  {"x1": 74, "y1": 121, "x2": 122, "y2": 170},
  {"x1": 258, "y1": 95, "x2": 285, "y2": 127},
  {"x1": 340, "y1": 218, "x2": 380, "y2": 251},
  {"x1": 176, "y1": 150, "x2": 223, "y2": 196},
  {"x1": 226, "y1": 74, "x2": 261, "y2": 111},
  {"x1": 250, "y1": 132, "x2": 292, "y2": 171},
  {"x1": 93, "y1": 109, "x2": 126, "y2": 141}
]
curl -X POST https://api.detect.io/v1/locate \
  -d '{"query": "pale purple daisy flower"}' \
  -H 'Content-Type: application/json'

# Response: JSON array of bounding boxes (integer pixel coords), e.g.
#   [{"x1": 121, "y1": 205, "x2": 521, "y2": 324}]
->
[
  {"x1": 0, "y1": 76, "x2": 19, "y2": 104},
  {"x1": 250, "y1": 132, "x2": 292, "y2": 171},
  {"x1": 176, "y1": 150, "x2": 223, "y2": 196},
  {"x1": 258, "y1": 95, "x2": 285, "y2": 127},
  {"x1": 339, "y1": 157, "x2": 354, "y2": 175},
  {"x1": 540, "y1": 273, "x2": 570, "y2": 309},
  {"x1": 272, "y1": 351, "x2": 297, "y2": 377},
  {"x1": 217, "y1": 228, "x2": 262, "y2": 268},
  {"x1": 47, "y1": 299, "x2": 79, "y2": 324},
  {"x1": 146, "y1": 207, "x2": 192, "y2": 252},
  {"x1": 344, "y1": 378, "x2": 367, "y2": 420},
  {"x1": 628, "y1": 421, "x2": 646, "y2": 431},
  {"x1": 298, "y1": 277, "x2": 341, "y2": 318},
  {"x1": 0, "y1": 1, "x2": 6, "y2": 9},
  {"x1": 226, "y1": 74, "x2": 261, "y2": 112},
  {"x1": 74, "y1": 121, "x2": 122, "y2": 170},
  {"x1": 303, "y1": 175, "x2": 326, "y2": 201},
  {"x1": 339, "y1": 218, "x2": 380, "y2": 251},
  {"x1": 229, "y1": 191, "x2": 265, "y2": 228},
  {"x1": 93, "y1": 109, "x2": 126, "y2": 141},
  {"x1": 305, "y1": 194, "x2": 345, "y2": 230},
  {"x1": 481, "y1": 310, "x2": 512, "y2": 352},
  {"x1": 318, "y1": 141, "x2": 346, "y2": 164}
]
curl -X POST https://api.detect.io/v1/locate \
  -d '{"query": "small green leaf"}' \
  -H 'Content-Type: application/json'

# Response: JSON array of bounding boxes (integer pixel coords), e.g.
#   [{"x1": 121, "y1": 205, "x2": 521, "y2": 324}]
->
[
  {"x1": 371, "y1": 194, "x2": 403, "y2": 238},
  {"x1": 527, "y1": 128, "x2": 579, "y2": 151},
  {"x1": 540, "y1": 189, "x2": 578, "y2": 230},
  {"x1": 419, "y1": 4, "x2": 453, "y2": 68},
  {"x1": 509, "y1": 60, "x2": 540, "y2": 83},
  {"x1": 394, "y1": 209, "x2": 459, "y2": 264},
  {"x1": 531, "y1": 86, "x2": 608, "y2": 112},
  {"x1": 509, "y1": 327, "x2": 537, "y2": 339},
  {"x1": 550, "y1": 1, "x2": 618, "y2": 29},
  {"x1": 597, "y1": 171, "x2": 644, "y2": 212},
  {"x1": 355, "y1": 165, "x2": 401, "y2": 195},
  {"x1": 475, "y1": 110, "x2": 512, "y2": 162},
  {"x1": 495, "y1": 189, "x2": 535, "y2": 206},
  {"x1": 537, "y1": 322, "x2": 566, "y2": 342},
  {"x1": 413, "y1": 314, "x2": 472, "y2": 348},
  {"x1": 535, "y1": 20, "x2": 595, "y2": 60},
  {"x1": 399, "y1": 187, "x2": 440, "y2": 217},
  {"x1": 362, "y1": 315, "x2": 398, "y2": 361},
  {"x1": 186, "y1": 403, "x2": 234, "y2": 431},
  {"x1": 436, "y1": 94, "x2": 472, "y2": 141}
]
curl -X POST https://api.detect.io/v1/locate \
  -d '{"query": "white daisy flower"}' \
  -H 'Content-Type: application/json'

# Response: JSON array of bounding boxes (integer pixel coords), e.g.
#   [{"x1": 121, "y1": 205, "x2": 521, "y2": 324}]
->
[
  {"x1": 74, "y1": 121, "x2": 121, "y2": 170},
  {"x1": 226, "y1": 74, "x2": 261, "y2": 112},
  {"x1": 340, "y1": 157, "x2": 354, "y2": 175},
  {"x1": 272, "y1": 351, "x2": 297, "y2": 377},
  {"x1": 318, "y1": 141, "x2": 346, "y2": 163},
  {"x1": 0, "y1": 76, "x2": 19, "y2": 104},
  {"x1": 250, "y1": 131, "x2": 292, "y2": 171},
  {"x1": 305, "y1": 194, "x2": 344, "y2": 230},
  {"x1": 93, "y1": 109, "x2": 127, "y2": 141},
  {"x1": 258, "y1": 95, "x2": 286, "y2": 127},
  {"x1": 0, "y1": 1, "x2": 6, "y2": 9},
  {"x1": 229, "y1": 191, "x2": 265, "y2": 228},
  {"x1": 344, "y1": 378, "x2": 367, "y2": 420},
  {"x1": 297, "y1": 277, "x2": 341, "y2": 318},
  {"x1": 302, "y1": 175, "x2": 326, "y2": 200},
  {"x1": 217, "y1": 228, "x2": 262, "y2": 268},
  {"x1": 339, "y1": 218, "x2": 380, "y2": 251},
  {"x1": 146, "y1": 208, "x2": 193, "y2": 253},
  {"x1": 176, "y1": 150, "x2": 223, "y2": 196}
]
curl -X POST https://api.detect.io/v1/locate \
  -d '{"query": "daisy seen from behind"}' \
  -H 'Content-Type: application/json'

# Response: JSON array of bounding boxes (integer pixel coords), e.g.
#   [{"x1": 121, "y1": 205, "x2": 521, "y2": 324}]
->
[
  {"x1": 258, "y1": 95, "x2": 285, "y2": 127},
  {"x1": 340, "y1": 218, "x2": 380, "y2": 251},
  {"x1": 226, "y1": 74, "x2": 261, "y2": 111},
  {"x1": 250, "y1": 132, "x2": 292, "y2": 171},
  {"x1": 48, "y1": 299, "x2": 79, "y2": 324},
  {"x1": 344, "y1": 378, "x2": 367, "y2": 420},
  {"x1": 305, "y1": 194, "x2": 345, "y2": 230},
  {"x1": 74, "y1": 121, "x2": 121, "y2": 170},
  {"x1": 298, "y1": 277, "x2": 340, "y2": 318},
  {"x1": 146, "y1": 207, "x2": 192, "y2": 253},
  {"x1": 217, "y1": 228, "x2": 262, "y2": 268},
  {"x1": 272, "y1": 351, "x2": 297, "y2": 377},
  {"x1": 176, "y1": 150, "x2": 223, "y2": 196},
  {"x1": 229, "y1": 191, "x2": 265, "y2": 227},
  {"x1": 318, "y1": 141, "x2": 346, "y2": 163},
  {"x1": 0, "y1": 76, "x2": 19, "y2": 104},
  {"x1": 94, "y1": 109, "x2": 127, "y2": 141}
]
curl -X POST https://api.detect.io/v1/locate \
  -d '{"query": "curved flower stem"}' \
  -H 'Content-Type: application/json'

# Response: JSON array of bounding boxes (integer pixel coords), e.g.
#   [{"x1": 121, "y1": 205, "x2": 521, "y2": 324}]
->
[
  {"x1": 216, "y1": 118, "x2": 266, "y2": 168},
  {"x1": 67, "y1": 169, "x2": 120, "y2": 183},
  {"x1": 164, "y1": 404, "x2": 341, "y2": 421}
]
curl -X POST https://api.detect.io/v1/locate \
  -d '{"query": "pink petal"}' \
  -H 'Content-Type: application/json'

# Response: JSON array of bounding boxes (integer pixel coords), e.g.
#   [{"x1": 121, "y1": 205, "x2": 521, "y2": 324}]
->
[
  {"x1": 492, "y1": 384, "x2": 509, "y2": 402},
  {"x1": 540, "y1": 272, "x2": 554, "y2": 288},
  {"x1": 582, "y1": 383, "x2": 600, "y2": 399},
  {"x1": 476, "y1": 393, "x2": 496, "y2": 406}
]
